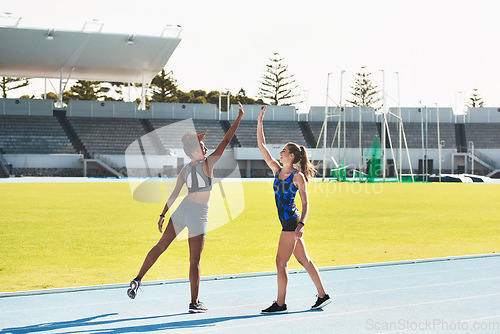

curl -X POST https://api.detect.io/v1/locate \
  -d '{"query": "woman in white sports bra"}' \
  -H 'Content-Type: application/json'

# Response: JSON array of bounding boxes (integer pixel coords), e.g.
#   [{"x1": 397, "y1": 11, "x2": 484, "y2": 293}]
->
[{"x1": 127, "y1": 102, "x2": 245, "y2": 313}]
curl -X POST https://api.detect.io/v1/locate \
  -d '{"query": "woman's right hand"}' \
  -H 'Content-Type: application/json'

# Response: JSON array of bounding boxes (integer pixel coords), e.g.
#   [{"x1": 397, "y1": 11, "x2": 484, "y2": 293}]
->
[
  {"x1": 237, "y1": 101, "x2": 245, "y2": 118},
  {"x1": 158, "y1": 216, "x2": 165, "y2": 233},
  {"x1": 257, "y1": 106, "x2": 267, "y2": 123}
]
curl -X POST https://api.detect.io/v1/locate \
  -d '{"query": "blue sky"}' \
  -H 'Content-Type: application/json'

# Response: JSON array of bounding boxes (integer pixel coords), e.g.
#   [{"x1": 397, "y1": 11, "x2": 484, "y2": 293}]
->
[{"x1": 3, "y1": 0, "x2": 499, "y2": 113}]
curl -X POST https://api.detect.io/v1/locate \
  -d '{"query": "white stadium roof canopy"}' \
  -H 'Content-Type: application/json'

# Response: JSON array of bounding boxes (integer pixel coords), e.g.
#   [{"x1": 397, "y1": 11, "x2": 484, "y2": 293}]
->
[{"x1": 0, "y1": 26, "x2": 181, "y2": 83}]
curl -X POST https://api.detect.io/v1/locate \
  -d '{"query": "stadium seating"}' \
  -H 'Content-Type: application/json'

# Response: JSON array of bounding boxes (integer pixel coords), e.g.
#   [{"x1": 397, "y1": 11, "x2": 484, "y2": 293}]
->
[
  {"x1": 308, "y1": 121, "x2": 379, "y2": 148},
  {"x1": 465, "y1": 124, "x2": 500, "y2": 149},
  {"x1": 67, "y1": 117, "x2": 146, "y2": 155},
  {"x1": 0, "y1": 115, "x2": 75, "y2": 154},
  {"x1": 384, "y1": 123, "x2": 456, "y2": 149},
  {"x1": 235, "y1": 121, "x2": 308, "y2": 148},
  {"x1": 148, "y1": 119, "x2": 227, "y2": 150},
  {"x1": 1, "y1": 108, "x2": 499, "y2": 178}
]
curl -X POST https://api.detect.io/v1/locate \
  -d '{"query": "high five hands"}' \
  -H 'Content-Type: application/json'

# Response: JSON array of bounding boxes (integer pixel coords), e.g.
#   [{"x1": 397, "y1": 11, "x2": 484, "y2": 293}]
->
[{"x1": 258, "y1": 105, "x2": 267, "y2": 123}]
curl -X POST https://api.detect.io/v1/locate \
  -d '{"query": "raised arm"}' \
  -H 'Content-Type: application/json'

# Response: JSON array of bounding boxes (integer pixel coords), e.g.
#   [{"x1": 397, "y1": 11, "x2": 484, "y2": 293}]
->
[
  {"x1": 257, "y1": 106, "x2": 281, "y2": 174},
  {"x1": 206, "y1": 102, "x2": 244, "y2": 170}
]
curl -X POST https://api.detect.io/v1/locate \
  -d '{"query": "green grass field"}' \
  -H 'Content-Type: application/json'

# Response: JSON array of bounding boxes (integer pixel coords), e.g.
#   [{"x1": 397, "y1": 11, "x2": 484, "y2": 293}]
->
[{"x1": 1, "y1": 181, "x2": 499, "y2": 293}]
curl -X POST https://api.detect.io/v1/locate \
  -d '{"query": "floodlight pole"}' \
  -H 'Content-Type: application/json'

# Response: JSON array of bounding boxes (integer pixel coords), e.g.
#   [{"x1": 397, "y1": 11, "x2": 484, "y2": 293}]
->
[
  {"x1": 336, "y1": 86, "x2": 342, "y2": 182},
  {"x1": 341, "y1": 70, "x2": 346, "y2": 170},
  {"x1": 436, "y1": 103, "x2": 442, "y2": 182},
  {"x1": 419, "y1": 101, "x2": 424, "y2": 181},
  {"x1": 358, "y1": 104, "x2": 362, "y2": 182},
  {"x1": 380, "y1": 70, "x2": 387, "y2": 182},
  {"x1": 425, "y1": 105, "x2": 428, "y2": 181},
  {"x1": 469, "y1": 141, "x2": 475, "y2": 174},
  {"x1": 58, "y1": 68, "x2": 63, "y2": 108},
  {"x1": 323, "y1": 73, "x2": 331, "y2": 182},
  {"x1": 396, "y1": 72, "x2": 402, "y2": 181},
  {"x1": 139, "y1": 72, "x2": 147, "y2": 110}
]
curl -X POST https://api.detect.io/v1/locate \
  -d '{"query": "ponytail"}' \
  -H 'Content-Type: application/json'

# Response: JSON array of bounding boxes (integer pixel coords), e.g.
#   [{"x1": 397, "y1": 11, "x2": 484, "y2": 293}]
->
[{"x1": 286, "y1": 143, "x2": 317, "y2": 182}]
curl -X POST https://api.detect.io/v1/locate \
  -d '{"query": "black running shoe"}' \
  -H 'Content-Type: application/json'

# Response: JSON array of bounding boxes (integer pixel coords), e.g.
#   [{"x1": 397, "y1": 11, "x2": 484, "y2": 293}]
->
[
  {"x1": 127, "y1": 280, "x2": 141, "y2": 299},
  {"x1": 189, "y1": 301, "x2": 207, "y2": 313},
  {"x1": 311, "y1": 294, "x2": 331, "y2": 309},
  {"x1": 261, "y1": 301, "x2": 288, "y2": 314}
]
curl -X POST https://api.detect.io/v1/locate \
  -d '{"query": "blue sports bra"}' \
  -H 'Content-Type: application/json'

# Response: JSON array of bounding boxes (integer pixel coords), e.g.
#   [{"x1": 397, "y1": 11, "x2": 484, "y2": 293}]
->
[{"x1": 184, "y1": 162, "x2": 213, "y2": 193}]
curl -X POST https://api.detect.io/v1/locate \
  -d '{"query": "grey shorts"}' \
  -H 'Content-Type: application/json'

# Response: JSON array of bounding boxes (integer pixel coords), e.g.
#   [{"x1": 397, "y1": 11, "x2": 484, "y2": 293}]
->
[{"x1": 170, "y1": 197, "x2": 209, "y2": 236}]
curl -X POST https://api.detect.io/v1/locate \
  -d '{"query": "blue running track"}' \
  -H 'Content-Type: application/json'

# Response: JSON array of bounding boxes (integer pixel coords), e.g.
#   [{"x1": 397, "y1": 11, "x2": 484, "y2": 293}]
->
[{"x1": 1, "y1": 254, "x2": 499, "y2": 333}]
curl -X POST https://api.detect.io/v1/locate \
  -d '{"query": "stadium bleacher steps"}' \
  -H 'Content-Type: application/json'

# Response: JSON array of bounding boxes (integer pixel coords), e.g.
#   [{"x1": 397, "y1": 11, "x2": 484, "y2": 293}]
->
[
  {"x1": 139, "y1": 119, "x2": 169, "y2": 155},
  {"x1": 487, "y1": 170, "x2": 500, "y2": 178},
  {"x1": 376, "y1": 122, "x2": 392, "y2": 148},
  {"x1": 0, "y1": 160, "x2": 10, "y2": 178},
  {"x1": 470, "y1": 151, "x2": 496, "y2": 171},
  {"x1": 83, "y1": 158, "x2": 123, "y2": 178},
  {"x1": 455, "y1": 124, "x2": 467, "y2": 153},
  {"x1": 298, "y1": 121, "x2": 317, "y2": 148},
  {"x1": 0, "y1": 149, "x2": 10, "y2": 178},
  {"x1": 54, "y1": 110, "x2": 91, "y2": 159},
  {"x1": 219, "y1": 120, "x2": 241, "y2": 147}
]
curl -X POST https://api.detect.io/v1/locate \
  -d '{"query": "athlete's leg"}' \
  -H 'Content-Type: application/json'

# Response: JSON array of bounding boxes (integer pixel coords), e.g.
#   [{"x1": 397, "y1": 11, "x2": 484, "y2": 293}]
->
[
  {"x1": 188, "y1": 234, "x2": 206, "y2": 304},
  {"x1": 135, "y1": 219, "x2": 179, "y2": 281},
  {"x1": 276, "y1": 231, "x2": 297, "y2": 306},
  {"x1": 293, "y1": 238, "x2": 327, "y2": 297}
]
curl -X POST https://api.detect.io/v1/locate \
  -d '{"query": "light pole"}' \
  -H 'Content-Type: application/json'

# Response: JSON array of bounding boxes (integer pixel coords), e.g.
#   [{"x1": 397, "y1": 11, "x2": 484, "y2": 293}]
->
[
  {"x1": 341, "y1": 70, "x2": 346, "y2": 176},
  {"x1": 436, "y1": 103, "x2": 442, "y2": 182},
  {"x1": 322, "y1": 73, "x2": 332, "y2": 182},
  {"x1": 395, "y1": 72, "x2": 402, "y2": 180},
  {"x1": 380, "y1": 70, "x2": 387, "y2": 182}
]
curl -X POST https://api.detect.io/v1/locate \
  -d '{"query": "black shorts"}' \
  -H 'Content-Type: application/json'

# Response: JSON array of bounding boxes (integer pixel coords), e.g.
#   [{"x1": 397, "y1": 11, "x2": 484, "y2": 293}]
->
[{"x1": 280, "y1": 216, "x2": 300, "y2": 232}]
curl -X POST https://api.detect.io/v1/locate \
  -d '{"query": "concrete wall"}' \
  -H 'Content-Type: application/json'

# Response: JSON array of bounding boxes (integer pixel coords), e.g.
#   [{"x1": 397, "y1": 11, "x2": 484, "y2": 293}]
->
[
  {"x1": 386, "y1": 107, "x2": 455, "y2": 123},
  {"x1": 4, "y1": 148, "x2": 499, "y2": 177},
  {"x1": 4, "y1": 154, "x2": 81, "y2": 168},
  {"x1": 3, "y1": 98, "x2": 499, "y2": 124},
  {"x1": 466, "y1": 108, "x2": 500, "y2": 123},
  {"x1": 67, "y1": 100, "x2": 137, "y2": 118},
  {"x1": 0, "y1": 98, "x2": 53, "y2": 116},
  {"x1": 225, "y1": 104, "x2": 297, "y2": 121}
]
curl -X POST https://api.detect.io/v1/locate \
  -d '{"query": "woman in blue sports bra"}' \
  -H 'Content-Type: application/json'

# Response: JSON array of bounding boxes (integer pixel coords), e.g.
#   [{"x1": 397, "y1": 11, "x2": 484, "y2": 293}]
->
[
  {"x1": 257, "y1": 106, "x2": 331, "y2": 314},
  {"x1": 127, "y1": 102, "x2": 245, "y2": 313}
]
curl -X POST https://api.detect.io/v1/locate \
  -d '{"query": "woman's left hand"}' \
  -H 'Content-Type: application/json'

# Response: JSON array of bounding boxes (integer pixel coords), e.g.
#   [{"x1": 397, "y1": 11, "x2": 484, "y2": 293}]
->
[{"x1": 294, "y1": 224, "x2": 304, "y2": 240}]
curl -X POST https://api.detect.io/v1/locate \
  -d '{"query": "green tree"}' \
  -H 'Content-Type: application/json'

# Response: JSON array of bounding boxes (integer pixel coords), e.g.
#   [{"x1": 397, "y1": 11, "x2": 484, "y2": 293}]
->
[
  {"x1": 258, "y1": 52, "x2": 298, "y2": 105},
  {"x1": 1, "y1": 77, "x2": 30, "y2": 98},
  {"x1": 41, "y1": 92, "x2": 59, "y2": 102},
  {"x1": 177, "y1": 91, "x2": 195, "y2": 103},
  {"x1": 191, "y1": 90, "x2": 206, "y2": 98},
  {"x1": 233, "y1": 88, "x2": 263, "y2": 105},
  {"x1": 466, "y1": 88, "x2": 485, "y2": 107},
  {"x1": 346, "y1": 66, "x2": 382, "y2": 110},
  {"x1": 151, "y1": 69, "x2": 178, "y2": 102},
  {"x1": 69, "y1": 80, "x2": 109, "y2": 100},
  {"x1": 206, "y1": 91, "x2": 220, "y2": 104},
  {"x1": 192, "y1": 96, "x2": 206, "y2": 104},
  {"x1": 102, "y1": 81, "x2": 125, "y2": 101}
]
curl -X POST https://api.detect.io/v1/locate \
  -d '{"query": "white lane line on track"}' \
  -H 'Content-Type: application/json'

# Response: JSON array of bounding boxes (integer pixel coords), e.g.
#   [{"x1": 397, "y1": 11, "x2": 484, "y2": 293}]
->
[{"x1": 193, "y1": 293, "x2": 500, "y2": 332}]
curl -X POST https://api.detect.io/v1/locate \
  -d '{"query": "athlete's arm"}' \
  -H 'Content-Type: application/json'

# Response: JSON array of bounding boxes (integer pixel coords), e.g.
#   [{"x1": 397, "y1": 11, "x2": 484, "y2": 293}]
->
[
  {"x1": 206, "y1": 102, "x2": 244, "y2": 171},
  {"x1": 294, "y1": 172, "x2": 309, "y2": 240},
  {"x1": 257, "y1": 106, "x2": 281, "y2": 174},
  {"x1": 158, "y1": 167, "x2": 186, "y2": 233}
]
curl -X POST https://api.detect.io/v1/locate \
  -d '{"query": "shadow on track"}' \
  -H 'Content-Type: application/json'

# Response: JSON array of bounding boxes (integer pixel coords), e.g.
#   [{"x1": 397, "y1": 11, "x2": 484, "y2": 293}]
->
[{"x1": 2, "y1": 309, "x2": 322, "y2": 333}]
